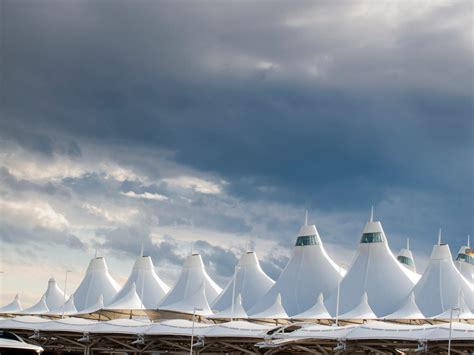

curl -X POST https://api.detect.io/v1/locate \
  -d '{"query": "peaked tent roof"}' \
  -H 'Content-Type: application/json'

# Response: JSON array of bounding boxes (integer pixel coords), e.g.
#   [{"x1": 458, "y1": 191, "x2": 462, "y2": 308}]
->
[
  {"x1": 211, "y1": 250, "x2": 274, "y2": 312},
  {"x1": 413, "y1": 241, "x2": 474, "y2": 317},
  {"x1": 397, "y1": 238, "x2": 417, "y2": 273},
  {"x1": 248, "y1": 219, "x2": 344, "y2": 317},
  {"x1": 158, "y1": 253, "x2": 222, "y2": 308},
  {"x1": 75, "y1": 294, "x2": 104, "y2": 316},
  {"x1": 72, "y1": 256, "x2": 121, "y2": 312},
  {"x1": 108, "y1": 254, "x2": 169, "y2": 309},
  {"x1": 210, "y1": 294, "x2": 248, "y2": 319},
  {"x1": 43, "y1": 278, "x2": 67, "y2": 310},
  {"x1": 383, "y1": 292, "x2": 425, "y2": 320},
  {"x1": 249, "y1": 293, "x2": 288, "y2": 320},
  {"x1": 104, "y1": 284, "x2": 145, "y2": 310},
  {"x1": 339, "y1": 292, "x2": 377, "y2": 320},
  {"x1": 431, "y1": 290, "x2": 474, "y2": 320},
  {"x1": 292, "y1": 293, "x2": 332, "y2": 320},
  {"x1": 326, "y1": 216, "x2": 418, "y2": 317},
  {"x1": 19, "y1": 277, "x2": 66, "y2": 315},
  {"x1": 454, "y1": 237, "x2": 474, "y2": 285},
  {"x1": 48, "y1": 295, "x2": 78, "y2": 316},
  {"x1": 159, "y1": 283, "x2": 213, "y2": 316},
  {"x1": 20, "y1": 295, "x2": 49, "y2": 315},
  {"x1": 0, "y1": 294, "x2": 22, "y2": 314}
]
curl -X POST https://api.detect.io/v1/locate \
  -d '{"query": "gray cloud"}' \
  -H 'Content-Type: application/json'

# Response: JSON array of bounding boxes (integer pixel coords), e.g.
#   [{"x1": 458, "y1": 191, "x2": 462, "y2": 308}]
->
[{"x1": 0, "y1": 0, "x2": 472, "y2": 302}]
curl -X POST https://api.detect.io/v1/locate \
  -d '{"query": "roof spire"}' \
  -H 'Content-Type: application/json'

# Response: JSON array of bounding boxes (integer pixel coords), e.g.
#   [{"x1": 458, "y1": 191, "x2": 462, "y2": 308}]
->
[
  {"x1": 246, "y1": 240, "x2": 253, "y2": 253},
  {"x1": 94, "y1": 249, "x2": 98, "y2": 258},
  {"x1": 467, "y1": 235, "x2": 471, "y2": 248},
  {"x1": 438, "y1": 228, "x2": 442, "y2": 245},
  {"x1": 140, "y1": 243, "x2": 144, "y2": 257},
  {"x1": 191, "y1": 241, "x2": 195, "y2": 255},
  {"x1": 304, "y1": 210, "x2": 308, "y2": 226},
  {"x1": 369, "y1": 206, "x2": 374, "y2": 222},
  {"x1": 406, "y1": 237, "x2": 410, "y2": 250}
]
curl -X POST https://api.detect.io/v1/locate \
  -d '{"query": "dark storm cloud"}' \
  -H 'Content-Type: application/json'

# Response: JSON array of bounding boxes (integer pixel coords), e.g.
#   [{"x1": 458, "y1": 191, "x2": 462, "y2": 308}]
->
[
  {"x1": 0, "y1": 0, "x2": 472, "y2": 244},
  {"x1": 0, "y1": 223, "x2": 86, "y2": 251},
  {"x1": 95, "y1": 226, "x2": 185, "y2": 267},
  {"x1": 0, "y1": 167, "x2": 71, "y2": 198}
]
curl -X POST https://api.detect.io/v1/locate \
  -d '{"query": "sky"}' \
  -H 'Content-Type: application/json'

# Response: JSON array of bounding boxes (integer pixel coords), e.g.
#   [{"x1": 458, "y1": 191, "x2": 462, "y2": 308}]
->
[{"x1": 0, "y1": 0, "x2": 472, "y2": 306}]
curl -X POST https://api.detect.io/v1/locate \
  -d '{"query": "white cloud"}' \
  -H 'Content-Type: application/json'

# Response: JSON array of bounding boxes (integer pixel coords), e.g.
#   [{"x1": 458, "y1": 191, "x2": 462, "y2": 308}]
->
[
  {"x1": 0, "y1": 199, "x2": 69, "y2": 230},
  {"x1": 82, "y1": 203, "x2": 139, "y2": 224},
  {"x1": 121, "y1": 191, "x2": 168, "y2": 201},
  {"x1": 162, "y1": 176, "x2": 223, "y2": 194},
  {"x1": 101, "y1": 163, "x2": 146, "y2": 183}
]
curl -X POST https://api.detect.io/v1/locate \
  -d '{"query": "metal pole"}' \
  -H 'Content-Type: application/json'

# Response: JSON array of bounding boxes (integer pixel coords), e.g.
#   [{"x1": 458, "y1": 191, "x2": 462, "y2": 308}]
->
[
  {"x1": 190, "y1": 307, "x2": 203, "y2": 355},
  {"x1": 335, "y1": 278, "x2": 340, "y2": 326},
  {"x1": 62, "y1": 270, "x2": 71, "y2": 319},
  {"x1": 190, "y1": 308, "x2": 195, "y2": 355},
  {"x1": 448, "y1": 307, "x2": 453, "y2": 355},
  {"x1": 231, "y1": 266, "x2": 238, "y2": 322},
  {"x1": 448, "y1": 307, "x2": 460, "y2": 355}
]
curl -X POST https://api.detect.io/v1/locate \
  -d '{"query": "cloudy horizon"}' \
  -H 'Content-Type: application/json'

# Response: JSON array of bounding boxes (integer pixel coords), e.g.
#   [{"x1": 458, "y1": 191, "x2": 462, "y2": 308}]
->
[{"x1": 0, "y1": 0, "x2": 472, "y2": 306}]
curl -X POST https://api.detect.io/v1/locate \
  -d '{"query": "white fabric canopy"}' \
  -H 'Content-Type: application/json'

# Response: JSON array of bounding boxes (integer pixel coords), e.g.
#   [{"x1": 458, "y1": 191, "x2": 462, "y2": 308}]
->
[
  {"x1": 158, "y1": 253, "x2": 221, "y2": 308},
  {"x1": 104, "y1": 283, "x2": 145, "y2": 310},
  {"x1": 292, "y1": 293, "x2": 332, "y2": 320},
  {"x1": 249, "y1": 222, "x2": 344, "y2": 317},
  {"x1": 210, "y1": 294, "x2": 248, "y2": 319},
  {"x1": 75, "y1": 294, "x2": 104, "y2": 315},
  {"x1": 326, "y1": 218, "x2": 419, "y2": 317},
  {"x1": 338, "y1": 292, "x2": 377, "y2": 320},
  {"x1": 383, "y1": 292, "x2": 425, "y2": 320},
  {"x1": 249, "y1": 293, "x2": 288, "y2": 319},
  {"x1": 413, "y1": 243, "x2": 474, "y2": 317},
  {"x1": 1, "y1": 316, "x2": 474, "y2": 341},
  {"x1": 108, "y1": 255, "x2": 169, "y2": 309},
  {"x1": 159, "y1": 282, "x2": 213, "y2": 316},
  {"x1": 72, "y1": 257, "x2": 120, "y2": 312},
  {"x1": 0, "y1": 294, "x2": 22, "y2": 314},
  {"x1": 211, "y1": 251, "x2": 274, "y2": 312},
  {"x1": 431, "y1": 291, "x2": 474, "y2": 320},
  {"x1": 47, "y1": 295, "x2": 78, "y2": 316},
  {"x1": 20, "y1": 295, "x2": 49, "y2": 315}
]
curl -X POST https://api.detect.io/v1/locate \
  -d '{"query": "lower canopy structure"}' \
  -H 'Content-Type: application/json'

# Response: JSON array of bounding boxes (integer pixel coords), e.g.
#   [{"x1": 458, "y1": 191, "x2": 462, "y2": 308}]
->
[{"x1": 0, "y1": 317, "x2": 473, "y2": 354}]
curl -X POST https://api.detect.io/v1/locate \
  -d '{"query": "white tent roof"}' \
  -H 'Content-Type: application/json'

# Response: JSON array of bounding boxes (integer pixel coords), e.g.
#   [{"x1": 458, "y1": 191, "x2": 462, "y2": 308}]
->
[
  {"x1": 292, "y1": 293, "x2": 332, "y2": 320},
  {"x1": 413, "y1": 241, "x2": 474, "y2": 317},
  {"x1": 75, "y1": 294, "x2": 104, "y2": 315},
  {"x1": 383, "y1": 292, "x2": 425, "y2": 320},
  {"x1": 210, "y1": 294, "x2": 248, "y2": 319},
  {"x1": 48, "y1": 295, "x2": 78, "y2": 316},
  {"x1": 431, "y1": 290, "x2": 474, "y2": 320},
  {"x1": 339, "y1": 292, "x2": 377, "y2": 320},
  {"x1": 211, "y1": 251, "x2": 274, "y2": 312},
  {"x1": 104, "y1": 283, "x2": 145, "y2": 310},
  {"x1": 326, "y1": 217, "x2": 418, "y2": 317},
  {"x1": 158, "y1": 253, "x2": 222, "y2": 308},
  {"x1": 454, "y1": 237, "x2": 474, "y2": 285},
  {"x1": 249, "y1": 293, "x2": 288, "y2": 319},
  {"x1": 396, "y1": 238, "x2": 417, "y2": 273},
  {"x1": 0, "y1": 294, "x2": 22, "y2": 313},
  {"x1": 43, "y1": 277, "x2": 67, "y2": 310},
  {"x1": 159, "y1": 282, "x2": 213, "y2": 316},
  {"x1": 108, "y1": 254, "x2": 169, "y2": 309},
  {"x1": 19, "y1": 277, "x2": 66, "y2": 315},
  {"x1": 20, "y1": 295, "x2": 49, "y2": 315},
  {"x1": 248, "y1": 220, "x2": 344, "y2": 317},
  {"x1": 72, "y1": 256, "x2": 121, "y2": 312}
]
